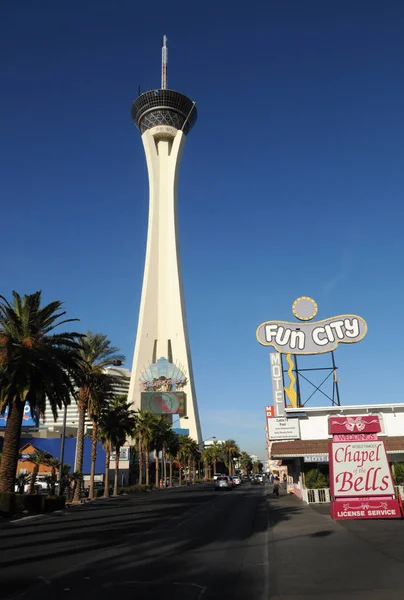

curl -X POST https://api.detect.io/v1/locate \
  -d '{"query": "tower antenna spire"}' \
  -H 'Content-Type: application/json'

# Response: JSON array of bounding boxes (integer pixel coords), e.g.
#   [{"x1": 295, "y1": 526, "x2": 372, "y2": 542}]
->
[{"x1": 161, "y1": 35, "x2": 168, "y2": 89}]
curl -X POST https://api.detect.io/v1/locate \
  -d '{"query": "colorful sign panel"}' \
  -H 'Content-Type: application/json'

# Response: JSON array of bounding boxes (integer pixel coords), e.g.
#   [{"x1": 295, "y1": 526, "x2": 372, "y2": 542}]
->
[
  {"x1": 329, "y1": 415, "x2": 401, "y2": 520},
  {"x1": 329, "y1": 415, "x2": 381, "y2": 435},
  {"x1": 256, "y1": 315, "x2": 368, "y2": 355},
  {"x1": 269, "y1": 353, "x2": 285, "y2": 417},
  {"x1": 267, "y1": 417, "x2": 300, "y2": 440},
  {"x1": 0, "y1": 403, "x2": 38, "y2": 428},
  {"x1": 141, "y1": 391, "x2": 186, "y2": 415},
  {"x1": 265, "y1": 405, "x2": 275, "y2": 419},
  {"x1": 329, "y1": 440, "x2": 394, "y2": 497},
  {"x1": 330, "y1": 499, "x2": 401, "y2": 520},
  {"x1": 304, "y1": 455, "x2": 329, "y2": 463}
]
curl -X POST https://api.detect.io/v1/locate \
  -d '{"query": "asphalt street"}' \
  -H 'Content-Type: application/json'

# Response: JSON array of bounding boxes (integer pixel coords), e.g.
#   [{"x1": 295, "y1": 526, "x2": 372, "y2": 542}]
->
[{"x1": 1, "y1": 483, "x2": 404, "y2": 600}]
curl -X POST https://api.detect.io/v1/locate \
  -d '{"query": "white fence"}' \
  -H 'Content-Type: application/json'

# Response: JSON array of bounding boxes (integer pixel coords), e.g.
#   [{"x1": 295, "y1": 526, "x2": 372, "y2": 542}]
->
[
  {"x1": 302, "y1": 488, "x2": 330, "y2": 504},
  {"x1": 302, "y1": 486, "x2": 403, "y2": 504}
]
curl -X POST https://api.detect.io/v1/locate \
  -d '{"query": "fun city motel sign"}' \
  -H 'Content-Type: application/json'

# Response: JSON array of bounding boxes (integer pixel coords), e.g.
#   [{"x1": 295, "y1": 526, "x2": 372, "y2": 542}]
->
[{"x1": 256, "y1": 297, "x2": 403, "y2": 520}]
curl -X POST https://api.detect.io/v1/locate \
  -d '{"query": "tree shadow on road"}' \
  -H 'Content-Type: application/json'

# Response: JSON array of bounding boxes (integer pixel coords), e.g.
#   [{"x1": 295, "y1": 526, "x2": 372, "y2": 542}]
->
[{"x1": 0, "y1": 485, "x2": 308, "y2": 600}]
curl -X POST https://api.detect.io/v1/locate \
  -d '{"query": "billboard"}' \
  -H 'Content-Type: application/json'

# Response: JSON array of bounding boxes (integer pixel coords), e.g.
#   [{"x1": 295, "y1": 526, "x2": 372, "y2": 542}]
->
[
  {"x1": 257, "y1": 315, "x2": 368, "y2": 355},
  {"x1": 329, "y1": 415, "x2": 401, "y2": 520},
  {"x1": 329, "y1": 440, "x2": 394, "y2": 497},
  {"x1": 0, "y1": 403, "x2": 38, "y2": 428},
  {"x1": 256, "y1": 296, "x2": 368, "y2": 355},
  {"x1": 141, "y1": 392, "x2": 186, "y2": 415},
  {"x1": 267, "y1": 417, "x2": 300, "y2": 440},
  {"x1": 269, "y1": 353, "x2": 285, "y2": 417}
]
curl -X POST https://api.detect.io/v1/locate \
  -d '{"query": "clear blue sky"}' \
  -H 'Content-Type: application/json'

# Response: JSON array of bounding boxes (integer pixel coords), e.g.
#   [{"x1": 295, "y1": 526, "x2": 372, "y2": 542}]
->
[{"x1": 1, "y1": 1, "x2": 403, "y2": 459}]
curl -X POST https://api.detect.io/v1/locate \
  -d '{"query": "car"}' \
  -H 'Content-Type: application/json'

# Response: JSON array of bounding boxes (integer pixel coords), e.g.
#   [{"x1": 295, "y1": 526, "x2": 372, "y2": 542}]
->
[
  {"x1": 232, "y1": 475, "x2": 241, "y2": 485},
  {"x1": 215, "y1": 476, "x2": 233, "y2": 490},
  {"x1": 213, "y1": 473, "x2": 223, "y2": 481},
  {"x1": 251, "y1": 476, "x2": 264, "y2": 485}
]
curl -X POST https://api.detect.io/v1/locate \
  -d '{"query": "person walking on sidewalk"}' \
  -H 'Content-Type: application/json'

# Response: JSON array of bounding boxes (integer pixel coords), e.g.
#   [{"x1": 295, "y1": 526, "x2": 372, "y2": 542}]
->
[{"x1": 273, "y1": 476, "x2": 280, "y2": 497}]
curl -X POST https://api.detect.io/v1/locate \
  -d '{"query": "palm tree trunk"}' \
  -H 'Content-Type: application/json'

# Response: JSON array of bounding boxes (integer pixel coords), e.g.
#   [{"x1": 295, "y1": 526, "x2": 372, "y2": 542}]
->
[
  {"x1": 138, "y1": 439, "x2": 143, "y2": 485},
  {"x1": 169, "y1": 457, "x2": 172, "y2": 487},
  {"x1": 213, "y1": 460, "x2": 217, "y2": 475},
  {"x1": 229, "y1": 452, "x2": 232, "y2": 476},
  {"x1": 74, "y1": 389, "x2": 88, "y2": 501},
  {"x1": 145, "y1": 444, "x2": 149, "y2": 486},
  {"x1": 88, "y1": 419, "x2": 98, "y2": 500},
  {"x1": 29, "y1": 463, "x2": 39, "y2": 494},
  {"x1": 163, "y1": 445, "x2": 167, "y2": 483},
  {"x1": 0, "y1": 399, "x2": 24, "y2": 493},
  {"x1": 178, "y1": 463, "x2": 182, "y2": 486},
  {"x1": 104, "y1": 444, "x2": 110, "y2": 497},
  {"x1": 155, "y1": 452, "x2": 159, "y2": 488},
  {"x1": 113, "y1": 446, "x2": 120, "y2": 496}
]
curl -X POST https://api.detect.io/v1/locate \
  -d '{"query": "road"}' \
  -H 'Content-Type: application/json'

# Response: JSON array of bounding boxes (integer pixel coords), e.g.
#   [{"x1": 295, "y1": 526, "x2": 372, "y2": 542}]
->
[
  {"x1": 0, "y1": 483, "x2": 269, "y2": 600},
  {"x1": 1, "y1": 483, "x2": 404, "y2": 600}
]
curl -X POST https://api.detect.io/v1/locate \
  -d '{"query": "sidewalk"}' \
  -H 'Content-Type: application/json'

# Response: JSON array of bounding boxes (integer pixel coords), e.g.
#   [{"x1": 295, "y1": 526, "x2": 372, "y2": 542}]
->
[{"x1": 266, "y1": 488, "x2": 404, "y2": 599}]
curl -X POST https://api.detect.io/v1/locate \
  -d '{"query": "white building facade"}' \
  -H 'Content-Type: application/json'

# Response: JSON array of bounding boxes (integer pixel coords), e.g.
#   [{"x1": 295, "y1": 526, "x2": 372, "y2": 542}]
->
[{"x1": 269, "y1": 403, "x2": 404, "y2": 500}]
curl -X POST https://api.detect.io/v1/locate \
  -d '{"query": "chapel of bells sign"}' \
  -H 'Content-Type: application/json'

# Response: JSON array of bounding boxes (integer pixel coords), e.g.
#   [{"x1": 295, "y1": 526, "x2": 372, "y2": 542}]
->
[{"x1": 256, "y1": 297, "x2": 368, "y2": 355}]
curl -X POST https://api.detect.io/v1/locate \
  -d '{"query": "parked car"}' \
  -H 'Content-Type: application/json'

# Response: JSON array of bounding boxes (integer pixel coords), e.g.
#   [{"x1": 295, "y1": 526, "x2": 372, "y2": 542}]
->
[
  {"x1": 215, "y1": 476, "x2": 233, "y2": 490},
  {"x1": 213, "y1": 473, "x2": 223, "y2": 481},
  {"x1": 232, "y1": 475, "x2": 241, "y2": 486}
]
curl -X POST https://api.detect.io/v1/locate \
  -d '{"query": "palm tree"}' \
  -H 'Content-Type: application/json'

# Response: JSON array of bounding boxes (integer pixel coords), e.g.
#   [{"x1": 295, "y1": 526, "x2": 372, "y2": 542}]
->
[
  {"x1": 209, "y1": 441, "x2": 223, "y2": 476},
  {"x1": 73, "y1": 332, "x2": 124, "y2": 501},
  {"x1": 98, "y1": 396, "x2": 136, "y2": 496},
  {"x1": 176, "y1": 435, "x2": 199, "y2": 484},
  {"x1": 69, "y1": 471, "x2": 83, "y2": 501},
  {"x1": 202, "y1": 447, "x2": 214, "y2": 480},
  {"x1": 134, "y1": 411, "x2": 157, "y2": 486},
  {"x1": 87, "y1": 365, "x2": 127, "y2": 499},
  {"x1": 222, "y1": 440, "x2": 240, "y2": 476},
  {"x1": 189, "y1": 440, "x2": 200, "y2": 482},
  {"x1": 165, "y1": 430, "x2": 180, "y2": 487},
  {"x1": 0, "y1": 291, "x2": 82, "y2": 493},
  {"x1": 152, "y1": 416, "x2": 172, "y2": 487},
  {"x1": 15, "y1": 472, "x2": 31, "y2": 494},
  {"x1": 27, "y1": 450, "x2": 55, "y2": 494},
  {"x1": 59, "y1": 463, "x2": 71, "y2": 496},
  {"x1": 239, "y1": 451, "x2": 252, "y2": 475}
]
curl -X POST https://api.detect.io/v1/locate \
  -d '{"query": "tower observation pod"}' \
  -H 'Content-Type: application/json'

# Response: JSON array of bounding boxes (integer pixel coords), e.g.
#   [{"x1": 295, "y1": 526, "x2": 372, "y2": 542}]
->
[{"x1": 127, "y1": 37, "x2": 202, "y2": 444}]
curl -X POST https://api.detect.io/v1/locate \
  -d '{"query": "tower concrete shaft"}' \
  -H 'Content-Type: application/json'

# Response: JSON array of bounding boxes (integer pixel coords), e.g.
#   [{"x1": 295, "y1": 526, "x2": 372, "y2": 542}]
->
[{"x1": 127, "y1": 87, "x2": 201, "y2": 443}]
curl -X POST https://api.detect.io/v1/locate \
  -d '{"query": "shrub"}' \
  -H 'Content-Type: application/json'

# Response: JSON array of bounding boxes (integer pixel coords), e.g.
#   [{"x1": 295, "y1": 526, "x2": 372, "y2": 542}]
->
[
  {"x1": 43, "y1": 496, "x2": 66, "y2": 512},
  {"x1": 392, "y1": 464, "x2": 404, "y2": 485},
  {"x1": 0, "y1": 492, "x2": 16, "y2": 515},
  {"x1": 119, "y1": 484, "x2": 148, "y2": 495},
  {"x1": 23, "y1": 494, "x2": 43, "y2": 513},
  {"x1": 95, "y1": 488, "x2": 104, "y2": 498},
  {"x1": 304, "y1": 469, "x2": 328, "y2": 489},
  {"x1": 15, "y1": 494, "x2": 25, "y2": 514}
]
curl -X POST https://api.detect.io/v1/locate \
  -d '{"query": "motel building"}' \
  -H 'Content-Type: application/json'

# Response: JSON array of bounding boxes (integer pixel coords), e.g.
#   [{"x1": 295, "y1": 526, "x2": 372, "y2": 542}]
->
[{"x1": 269, "y1": 403, "x2": 404, "y2": 504}]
